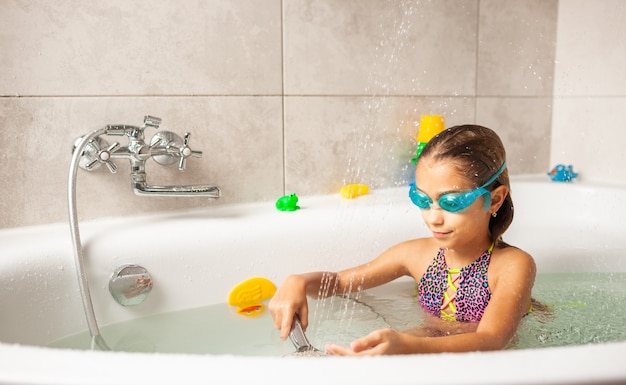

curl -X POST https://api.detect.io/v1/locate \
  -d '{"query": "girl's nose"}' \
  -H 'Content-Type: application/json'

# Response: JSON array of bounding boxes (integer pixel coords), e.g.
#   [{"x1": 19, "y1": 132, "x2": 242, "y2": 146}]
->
[{"x1": 423, "y1": 207, "x2": 444, "y2": 226}]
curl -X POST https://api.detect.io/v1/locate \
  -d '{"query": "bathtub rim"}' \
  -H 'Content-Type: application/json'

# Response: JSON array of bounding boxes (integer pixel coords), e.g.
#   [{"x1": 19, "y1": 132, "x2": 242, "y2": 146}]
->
[{"x1": 0, "y1": 340, "x2": 625, "y2": 385}]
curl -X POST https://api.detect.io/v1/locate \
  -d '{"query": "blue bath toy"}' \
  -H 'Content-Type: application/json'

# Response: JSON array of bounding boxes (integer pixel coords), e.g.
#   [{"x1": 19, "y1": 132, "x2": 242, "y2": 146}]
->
[
  {"x1": 548, "y1": 164, "x2": 578, "y2": 182},
  {"x1": 276, "y1": 193, "x2": 300, "y2": 211}
]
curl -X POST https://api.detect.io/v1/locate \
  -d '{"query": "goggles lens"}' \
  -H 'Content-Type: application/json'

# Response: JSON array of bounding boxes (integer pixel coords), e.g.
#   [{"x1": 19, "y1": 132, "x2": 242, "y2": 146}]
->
[{"x1": 409, "y1": 161, "x2": 506, "y2": 213}]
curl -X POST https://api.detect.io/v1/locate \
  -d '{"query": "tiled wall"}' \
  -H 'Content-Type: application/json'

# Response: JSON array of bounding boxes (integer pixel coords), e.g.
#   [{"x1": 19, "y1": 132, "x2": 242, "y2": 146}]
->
[
  {"x1": 551, "y1": 0, "x2": 626, "y2": 183},
  {"x1": 1, "y1": 0, "x2": 559, "y2": 228}
]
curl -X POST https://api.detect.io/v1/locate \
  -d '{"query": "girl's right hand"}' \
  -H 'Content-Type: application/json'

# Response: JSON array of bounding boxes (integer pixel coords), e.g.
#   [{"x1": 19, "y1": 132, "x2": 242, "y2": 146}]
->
[{"x1": 268, "y1": 274, "x2": 309, "y2": 340}]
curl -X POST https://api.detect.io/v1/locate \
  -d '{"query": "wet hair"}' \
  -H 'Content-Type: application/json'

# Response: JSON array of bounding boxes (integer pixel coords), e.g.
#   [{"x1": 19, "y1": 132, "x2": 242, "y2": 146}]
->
[{"x1": 417, "y1": 124, "x2": 513, "y2": 244}]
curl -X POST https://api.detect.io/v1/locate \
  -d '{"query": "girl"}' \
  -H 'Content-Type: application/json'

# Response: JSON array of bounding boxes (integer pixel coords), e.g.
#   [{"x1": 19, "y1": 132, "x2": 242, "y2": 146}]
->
[{"x1": 269, "y1": 125, "x2": 536, "y2": 355}]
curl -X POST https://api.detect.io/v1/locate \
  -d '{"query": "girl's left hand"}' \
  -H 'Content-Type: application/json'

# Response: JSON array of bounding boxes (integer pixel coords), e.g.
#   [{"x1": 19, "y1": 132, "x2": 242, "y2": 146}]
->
[{"x1": 325, "y1": 329, "x2": 409, "y2": 356}]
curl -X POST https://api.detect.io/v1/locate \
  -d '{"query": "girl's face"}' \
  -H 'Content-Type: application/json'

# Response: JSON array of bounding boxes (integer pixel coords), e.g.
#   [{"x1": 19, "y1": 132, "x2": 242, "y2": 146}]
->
[{"x1": 414, "y1": 159, "x2": 493, "y2": 250}]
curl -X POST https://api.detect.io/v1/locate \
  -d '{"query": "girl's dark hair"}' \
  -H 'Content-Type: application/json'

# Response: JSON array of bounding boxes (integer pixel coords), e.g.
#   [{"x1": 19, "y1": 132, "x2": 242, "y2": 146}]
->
[{"x1": 417, "y1": 124, "x2": 513, "y2": 244}]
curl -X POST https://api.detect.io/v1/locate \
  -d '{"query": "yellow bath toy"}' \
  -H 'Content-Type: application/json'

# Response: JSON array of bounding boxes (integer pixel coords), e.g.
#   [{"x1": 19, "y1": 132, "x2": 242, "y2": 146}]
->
[
  {"x1": 412, "y1": 115, "x2": 445, "y2": 164},
  {"x1": 227, "y1": 277, "x2": 276, "y2": 317},
  {"x1": 340, "y1": 184, "x2": 369, "y2": 199}
]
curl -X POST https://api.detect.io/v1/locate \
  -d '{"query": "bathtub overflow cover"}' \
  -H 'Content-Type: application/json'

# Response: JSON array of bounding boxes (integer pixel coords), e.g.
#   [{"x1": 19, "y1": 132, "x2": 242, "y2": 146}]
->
[{"x1": 109, "y1": 264, "x2": 153, "y2": 306}]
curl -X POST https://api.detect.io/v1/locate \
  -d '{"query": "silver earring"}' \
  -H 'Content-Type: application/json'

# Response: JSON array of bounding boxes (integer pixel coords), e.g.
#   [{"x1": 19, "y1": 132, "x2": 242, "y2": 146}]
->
[{"x1": 491, "y1": 212, "x2": 497, "y2": 218}]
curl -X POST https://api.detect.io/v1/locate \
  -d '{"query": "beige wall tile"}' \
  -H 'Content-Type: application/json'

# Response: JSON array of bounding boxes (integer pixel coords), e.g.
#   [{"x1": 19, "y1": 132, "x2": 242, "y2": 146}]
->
[
  {"x1": 478, "y1": 0, "x2": 558, "y2": 96},
  {"x1": 476, "y1": 97, "x2": 552, "y2": 174},
  {"x1": 554, "y1": 0, "x2": 626, "y2": 96},
  {"x1": 0, "y1": 1, "x2": 282, "y2": 96},
  {"x1": 284, "y1": 0, "x2": 479, "y2": 95}
]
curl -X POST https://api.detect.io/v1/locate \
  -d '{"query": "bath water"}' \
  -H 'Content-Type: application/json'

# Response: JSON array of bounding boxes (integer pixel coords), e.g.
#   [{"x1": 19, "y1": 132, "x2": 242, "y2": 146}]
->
[{"x1": 49, "y1": 272, "x2": 626, "y2": 355}]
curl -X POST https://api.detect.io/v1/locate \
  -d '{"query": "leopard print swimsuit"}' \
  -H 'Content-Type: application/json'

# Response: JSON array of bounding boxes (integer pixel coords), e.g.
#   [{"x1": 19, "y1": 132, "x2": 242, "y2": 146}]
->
[{"x1": 418, "y1": 244, "x2": 493, "y2": 322}]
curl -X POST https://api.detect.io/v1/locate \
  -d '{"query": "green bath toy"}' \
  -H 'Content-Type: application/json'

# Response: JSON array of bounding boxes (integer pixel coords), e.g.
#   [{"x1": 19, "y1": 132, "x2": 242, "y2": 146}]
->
[{"x1": 276, "y1": 193, "x2": 300, "y2": 212}]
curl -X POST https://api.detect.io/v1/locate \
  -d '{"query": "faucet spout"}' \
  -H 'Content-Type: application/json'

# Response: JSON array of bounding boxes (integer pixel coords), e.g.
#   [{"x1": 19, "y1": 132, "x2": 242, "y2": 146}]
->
[
  {"x1": 132, "y1": 181, "x2": 221, "y2": 199},
  {"x1": 131, "y1": 170, "x2": 221, "y2": 198}
]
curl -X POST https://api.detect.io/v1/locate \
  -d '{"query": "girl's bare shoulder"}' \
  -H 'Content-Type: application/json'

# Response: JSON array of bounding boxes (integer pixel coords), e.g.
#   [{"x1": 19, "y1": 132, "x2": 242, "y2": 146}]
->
[
  {"x1": 490, "y1": 244, "x2": 536, "y2": 282},
  {"x1": 492, "y1": 243, "x2": 535, "y2": 266},
  {"x1": 385, "y1": 237, "x2": 439, "y2": 276}
]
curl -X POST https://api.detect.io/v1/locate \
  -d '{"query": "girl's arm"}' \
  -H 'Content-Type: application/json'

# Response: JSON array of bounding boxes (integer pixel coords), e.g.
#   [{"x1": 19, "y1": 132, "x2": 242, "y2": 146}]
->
[
  {"x1": 326, "y1": 247, "x2": 536, "y2": 355},
  {"x1": 268, "y1": 239, "x2": 428, "y2": 340}
]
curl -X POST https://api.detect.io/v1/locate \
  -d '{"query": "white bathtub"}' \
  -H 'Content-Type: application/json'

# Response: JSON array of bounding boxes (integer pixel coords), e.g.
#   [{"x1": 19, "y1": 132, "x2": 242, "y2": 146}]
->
[{"x1": 1, "y1": 177, "x2": 625, "y2": 385}]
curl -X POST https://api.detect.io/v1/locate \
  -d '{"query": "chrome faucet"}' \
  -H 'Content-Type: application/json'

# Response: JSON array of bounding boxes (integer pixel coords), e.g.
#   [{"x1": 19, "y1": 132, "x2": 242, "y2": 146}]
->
[
  {"x1": 69, "y1": 115, "x2": 220, "y2": 350},
  {"x1": 73, "y1": 115, "x2": 221, "y2": 199}
]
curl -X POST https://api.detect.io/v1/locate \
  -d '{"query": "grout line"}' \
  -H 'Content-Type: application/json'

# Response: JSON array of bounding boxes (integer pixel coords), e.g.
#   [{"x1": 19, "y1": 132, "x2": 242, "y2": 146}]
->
[
  {"x1": 0, "y1": 94, "x2": 576, "y2": 99},
  {"x1": 280, "y1": 0, "x2": 287, "y2": 196}
]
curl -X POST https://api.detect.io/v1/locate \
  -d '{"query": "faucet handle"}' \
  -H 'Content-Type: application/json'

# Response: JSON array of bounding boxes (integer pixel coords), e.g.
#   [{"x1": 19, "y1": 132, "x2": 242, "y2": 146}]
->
[
  {"x1": 149, "y1": 131, "x2": 201, "y2": 170},
  {"x1": 178, "y1": 132, "x2": 203, "y2": 171},
  {"x1": 86, "y1": 142, "x2": 120, "y2": 173},
  {"x1": 74, "y1": 135, "x2": 119, "y2": 173}
]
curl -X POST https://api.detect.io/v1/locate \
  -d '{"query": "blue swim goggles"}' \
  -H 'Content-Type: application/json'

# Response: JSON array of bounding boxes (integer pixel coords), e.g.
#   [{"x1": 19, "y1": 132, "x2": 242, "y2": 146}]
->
[{"x1": 409, "y1": 161, "x2": 507, "y2": 213}]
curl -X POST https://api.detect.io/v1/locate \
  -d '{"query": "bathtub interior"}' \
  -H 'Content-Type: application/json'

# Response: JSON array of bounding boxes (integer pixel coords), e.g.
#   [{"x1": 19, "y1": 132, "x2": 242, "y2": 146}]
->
[
  {"x1": 1, "y1": 177, "x2": 625, "y2": 358},
  {"x1": 0, "y1": 189, "x2": 413, "y2": 347},
  {"x1": 507, "y1": 177, "x2": 626, "y2": 272}
]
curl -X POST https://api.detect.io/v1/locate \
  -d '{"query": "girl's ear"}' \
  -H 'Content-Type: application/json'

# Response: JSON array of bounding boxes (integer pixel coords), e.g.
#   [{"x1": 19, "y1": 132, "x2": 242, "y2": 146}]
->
[{"x1": 490, "y1": 185, "x2": 509, "y2": 213}]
